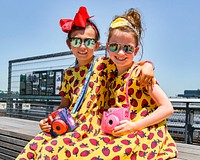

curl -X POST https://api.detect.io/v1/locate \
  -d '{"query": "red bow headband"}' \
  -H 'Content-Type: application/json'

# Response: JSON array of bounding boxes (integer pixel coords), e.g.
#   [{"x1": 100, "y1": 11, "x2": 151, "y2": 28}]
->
[{"x1": 60, "y1": 6, "x2": 94, "y2": 33}]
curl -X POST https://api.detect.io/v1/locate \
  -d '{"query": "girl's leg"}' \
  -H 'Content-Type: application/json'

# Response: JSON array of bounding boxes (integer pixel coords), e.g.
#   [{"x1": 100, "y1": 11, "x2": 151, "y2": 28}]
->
[{"x1": 16, "y1": 132, "x2": 53, "y2": 160}]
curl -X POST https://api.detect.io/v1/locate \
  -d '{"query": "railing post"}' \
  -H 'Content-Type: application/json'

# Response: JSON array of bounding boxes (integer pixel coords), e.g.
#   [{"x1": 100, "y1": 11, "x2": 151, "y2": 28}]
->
[
  {"x1": 45, "y1": 99, "x2": 52, "y2": 117},
  {"x1": 6, "y1": 97, "x2": 13, "y2": 117},
  {"x1": 189, "y1": 109, "x2": 194, "y2": 142},
  {"x1": 185, "y1": 102, "x2": 194, "y2": 144},
  {"x1": 7, "y1": 61, "x2": 12, "y2": 117}
]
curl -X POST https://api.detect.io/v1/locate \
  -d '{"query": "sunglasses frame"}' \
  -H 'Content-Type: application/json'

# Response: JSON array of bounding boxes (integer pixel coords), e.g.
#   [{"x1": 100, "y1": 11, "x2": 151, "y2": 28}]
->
[
  {"x1": 108, "y1": 43, "x2": 135, "y2": 54},
  {"x1": 69, "y1": 37, "x2": 97, "y2": 49}
]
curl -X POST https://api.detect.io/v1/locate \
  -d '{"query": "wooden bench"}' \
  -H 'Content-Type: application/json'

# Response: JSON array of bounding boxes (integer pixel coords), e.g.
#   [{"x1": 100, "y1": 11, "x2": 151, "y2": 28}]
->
[
  {"x1": 0, "y1": 116, "x2": 200, "y2": 160},
  {"x1": 0, "y1": 117, "x2": 40, "y2": 160}
]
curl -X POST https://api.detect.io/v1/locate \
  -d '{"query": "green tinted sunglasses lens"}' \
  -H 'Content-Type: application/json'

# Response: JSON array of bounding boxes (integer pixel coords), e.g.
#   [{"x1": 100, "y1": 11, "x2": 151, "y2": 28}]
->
[
  {"x1": 70, "y1": 38, "x2": 96, "y2": 48},
  {"x1": 124, "y1": 45, "x2": 134, "y2": 54},
  {"x1": 109, "y1": 43, "x2": 120, "y2": 52},
  {"x1": 70, "y1": 38, "x2": 81, "y2": 47},
  {"x1": 85, "y1": 39, "x2": 96, "y2": 48}
]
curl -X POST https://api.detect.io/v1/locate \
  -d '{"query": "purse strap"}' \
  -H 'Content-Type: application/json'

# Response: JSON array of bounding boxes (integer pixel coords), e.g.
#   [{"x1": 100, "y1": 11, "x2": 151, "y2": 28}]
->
[
  {"x1": 71, "y1": 56, "x2": 98, "y2": 114},
  {"x1": 125, "y1": 64, "x2": 139, "y2": 110}
]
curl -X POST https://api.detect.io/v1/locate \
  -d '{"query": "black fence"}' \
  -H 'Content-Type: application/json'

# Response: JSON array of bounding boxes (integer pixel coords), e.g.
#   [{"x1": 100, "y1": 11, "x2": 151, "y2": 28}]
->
[
  {"x1": 168, "y1": 98, "x2": 200, "y2": 144},
  {"x1": 5, "y1": 96, "x2": 60, "y2": 121}
]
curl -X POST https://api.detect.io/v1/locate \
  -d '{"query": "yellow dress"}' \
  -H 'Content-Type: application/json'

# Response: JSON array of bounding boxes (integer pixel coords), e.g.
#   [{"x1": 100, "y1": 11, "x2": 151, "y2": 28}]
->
[
  {"x1": 39, "y1": 65, "x2": 178, "y2": 160},
  {"x1": 16, "y1": 56, "x2": 116, "y2": 160}
]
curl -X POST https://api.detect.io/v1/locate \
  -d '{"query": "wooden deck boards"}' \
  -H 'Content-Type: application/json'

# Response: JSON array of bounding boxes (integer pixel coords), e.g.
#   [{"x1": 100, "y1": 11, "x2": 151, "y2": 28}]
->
[
  {"x1": 0, "y1": 117, "x2": 41, "y2": 159},
  {"x1": 175, "y1": 142, "x2": 200, "y2": 160},
  {"x1": 0, "y1": 116, "x2": 200, "y2": 159}
]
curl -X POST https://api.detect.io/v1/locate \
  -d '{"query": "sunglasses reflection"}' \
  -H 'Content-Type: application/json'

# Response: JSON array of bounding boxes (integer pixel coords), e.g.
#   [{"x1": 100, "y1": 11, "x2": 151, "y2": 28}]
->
[
  {"x1": 69, "y1": 37, "x2": 96, "y2": 49},
  {"x1": 108, "y1": 43, "x2": 135, "y2": 54}
]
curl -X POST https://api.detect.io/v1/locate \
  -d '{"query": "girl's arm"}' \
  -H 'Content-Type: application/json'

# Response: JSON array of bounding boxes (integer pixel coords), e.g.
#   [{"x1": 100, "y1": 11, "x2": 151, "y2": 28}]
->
[
  {"x1": 57, "y1": 97, "x2": 70, "y2": 109},
  {"x1": 132, "y1": 84, "x2": 174, "y2": 131},
  {"x1": 112, "y1": 84, "x2": 174, "y2": 136}
]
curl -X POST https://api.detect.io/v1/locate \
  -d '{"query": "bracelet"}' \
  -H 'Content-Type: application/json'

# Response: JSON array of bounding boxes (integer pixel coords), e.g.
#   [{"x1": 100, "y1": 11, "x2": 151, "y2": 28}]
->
[{"x1": 144, "y1": 60, "x2": 155, "y2": 70}]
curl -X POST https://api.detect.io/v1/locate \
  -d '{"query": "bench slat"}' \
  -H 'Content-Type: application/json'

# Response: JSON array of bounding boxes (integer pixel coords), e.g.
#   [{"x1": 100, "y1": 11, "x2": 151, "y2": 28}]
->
[
  {"x1": 0, "y1": 152, "x2": 15, "y2": 160},
  {"x1": 0, "y1": 128, "x2": 34, "y2": 141},
  {"x1": 0, "y1": 117, "x2": 40, "y2": 159},
  {"x1": 0, "y1": 141, "x2": 23, "y2": 153},
  {"x1": 0, "y1": 146, "x2": 18, "y2": 159},
  {"x1": 0, "y1": 134, "x2": 28, "y2": 147}
]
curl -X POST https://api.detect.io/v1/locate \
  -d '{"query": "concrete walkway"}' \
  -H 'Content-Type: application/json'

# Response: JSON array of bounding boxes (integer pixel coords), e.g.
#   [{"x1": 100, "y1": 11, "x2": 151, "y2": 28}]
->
[{"x1": 0, "y1": 116, "x2": 40, "y2": 136}]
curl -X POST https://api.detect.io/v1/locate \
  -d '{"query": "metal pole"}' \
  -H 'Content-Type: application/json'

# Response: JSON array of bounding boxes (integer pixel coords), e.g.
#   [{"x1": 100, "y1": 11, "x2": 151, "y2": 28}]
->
[
  {"x1": 185, "y1": 102, "x2": 192, "y2": 144},
  {"x1": 7, "y1": 61, "x2": 13, "y2": 116}
]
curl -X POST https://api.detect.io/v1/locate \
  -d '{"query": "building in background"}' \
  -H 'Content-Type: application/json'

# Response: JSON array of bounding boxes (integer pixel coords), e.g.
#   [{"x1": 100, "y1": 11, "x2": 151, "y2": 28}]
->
[{"x1": 178, "y1": 89, "x2": 200, "y2": 98}]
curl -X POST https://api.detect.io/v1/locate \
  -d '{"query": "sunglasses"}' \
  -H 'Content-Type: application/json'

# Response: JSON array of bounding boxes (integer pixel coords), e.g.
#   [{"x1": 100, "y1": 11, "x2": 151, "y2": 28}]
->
[
  {"x1": 108, "y1": 43, "x2": 135, "y2": 54},
  {"x1": 69, "y1": 37, "x2": 96, "y2": 49}
]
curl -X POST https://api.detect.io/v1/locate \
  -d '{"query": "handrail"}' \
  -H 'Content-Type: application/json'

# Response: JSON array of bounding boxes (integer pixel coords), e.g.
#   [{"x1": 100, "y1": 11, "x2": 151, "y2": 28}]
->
[{"x1": 170, "y1": 98, "x2": 200, "y2": 103}]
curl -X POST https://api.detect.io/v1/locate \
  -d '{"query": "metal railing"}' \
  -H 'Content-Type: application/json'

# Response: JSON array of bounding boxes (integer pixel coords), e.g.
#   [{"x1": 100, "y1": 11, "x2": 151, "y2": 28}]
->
[
  {"x1": 5, "y1": 96, "x2": 61, "y2": 121},
  {"x1": 168, "y1": 98, "x2": 200, "y2": 144}
]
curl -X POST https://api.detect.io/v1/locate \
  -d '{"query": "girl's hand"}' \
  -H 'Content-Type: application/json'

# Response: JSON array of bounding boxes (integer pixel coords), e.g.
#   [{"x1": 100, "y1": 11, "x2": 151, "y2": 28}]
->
[
  {"x1": 112, "y1": 120, "x2": 136, "y2": 137},
  {"x1": 39, "y1": 118, "x2": 51, "y2": 132},
  {"x1": 137, "y1": 61, "x2": 154, "y2": 86}
]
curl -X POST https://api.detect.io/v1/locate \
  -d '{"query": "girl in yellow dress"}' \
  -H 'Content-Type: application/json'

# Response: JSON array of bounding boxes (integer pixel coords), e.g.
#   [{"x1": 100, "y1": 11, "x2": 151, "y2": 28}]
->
[
  {"x1": 16, "y1": 6, "x2": 154, "y2": 160},
  {"x1": 39, "y1": 7, "x2": 177, "y2": 160}
]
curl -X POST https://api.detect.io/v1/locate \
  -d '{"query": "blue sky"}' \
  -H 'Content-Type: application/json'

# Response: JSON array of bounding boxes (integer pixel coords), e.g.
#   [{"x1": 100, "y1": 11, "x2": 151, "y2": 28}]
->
[{"x1": 1, "y1": 0, "x2": 200, "y2": 97}]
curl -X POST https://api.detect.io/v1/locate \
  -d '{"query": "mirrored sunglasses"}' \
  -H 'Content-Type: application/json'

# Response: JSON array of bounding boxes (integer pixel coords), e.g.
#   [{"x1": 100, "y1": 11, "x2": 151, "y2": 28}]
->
[
  {"x1": 108, "y1": 43, "x2": 135, "y2": 54},
  {"x1": 69, "y1": 37, "x2": 96, "y2": 49}
]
